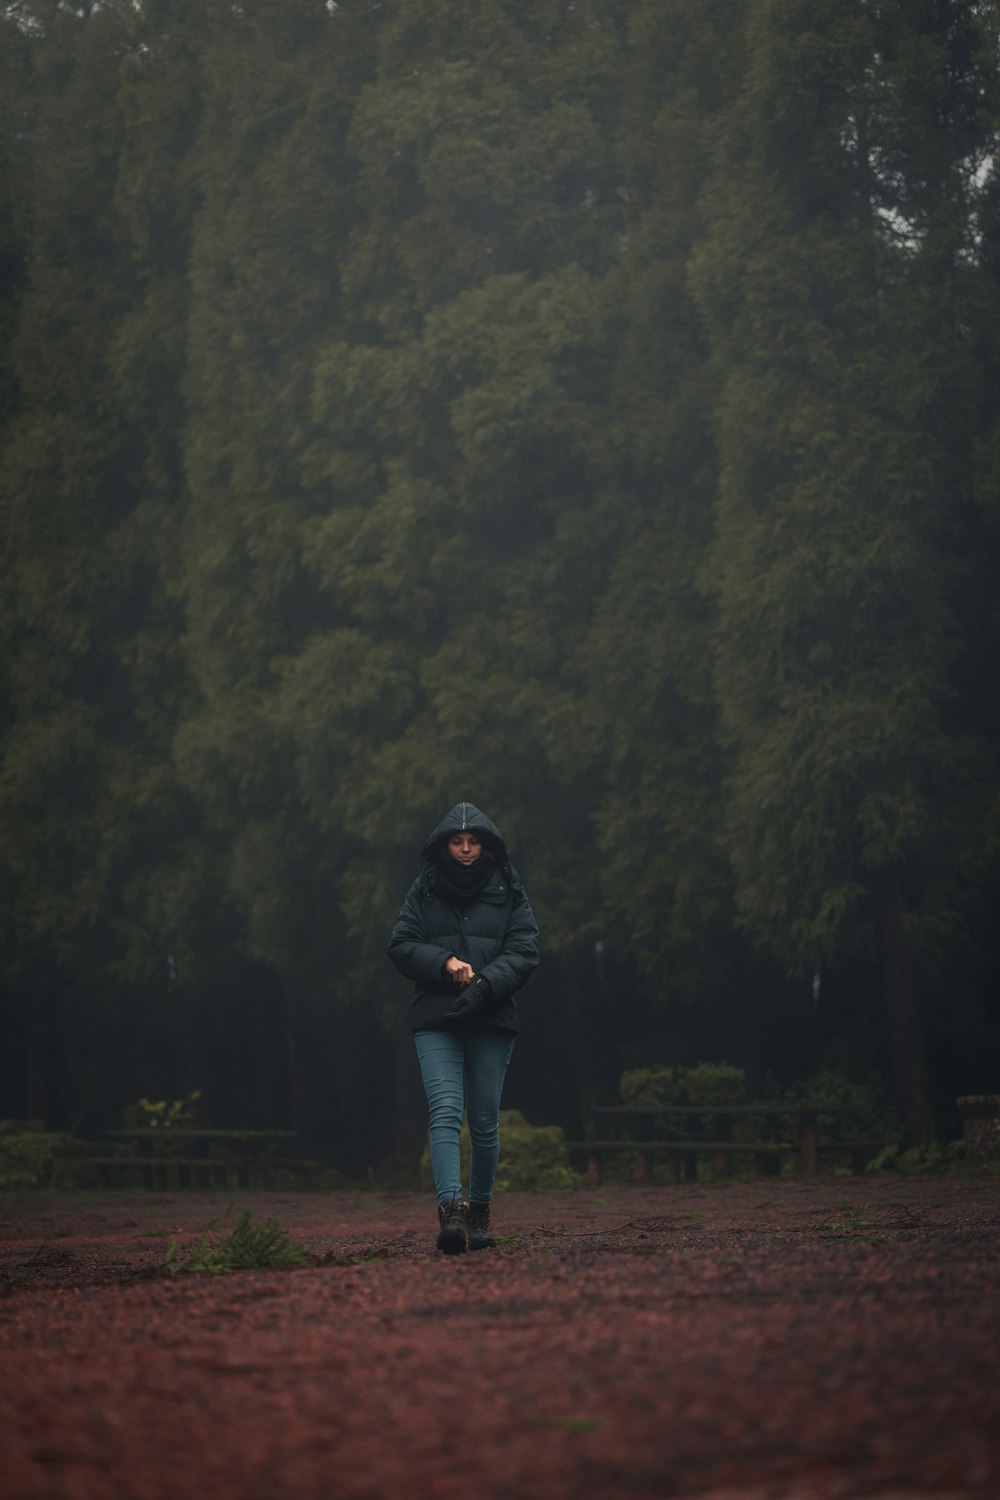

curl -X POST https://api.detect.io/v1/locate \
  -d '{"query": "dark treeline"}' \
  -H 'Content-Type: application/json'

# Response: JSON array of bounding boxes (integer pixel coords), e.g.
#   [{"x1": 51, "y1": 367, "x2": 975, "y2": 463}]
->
[{"x1": 2, "y1": 0, "x2": 999, "y2": 1175}]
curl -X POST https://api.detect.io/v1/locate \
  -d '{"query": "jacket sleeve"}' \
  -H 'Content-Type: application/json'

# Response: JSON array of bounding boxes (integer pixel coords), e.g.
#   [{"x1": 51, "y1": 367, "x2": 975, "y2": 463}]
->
[
  {"x1": 478, "y1": 891, "x2": 540, "y2": 999},
  {"x1": 387, "y1": 882, "x2": 454, "y2": 988}
]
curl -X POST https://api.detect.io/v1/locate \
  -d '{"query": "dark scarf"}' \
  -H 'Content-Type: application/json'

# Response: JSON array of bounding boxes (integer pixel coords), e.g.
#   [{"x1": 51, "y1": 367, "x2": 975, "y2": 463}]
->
[{"x1": 434, "y1": 852, "x2": 495, "y2": 905}]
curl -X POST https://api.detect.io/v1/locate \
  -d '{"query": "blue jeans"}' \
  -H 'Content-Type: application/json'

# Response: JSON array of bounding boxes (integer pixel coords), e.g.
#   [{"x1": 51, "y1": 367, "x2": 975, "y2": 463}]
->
[{"x1": 414, "y1": 1025, "x2": 516, "y2": 1205}]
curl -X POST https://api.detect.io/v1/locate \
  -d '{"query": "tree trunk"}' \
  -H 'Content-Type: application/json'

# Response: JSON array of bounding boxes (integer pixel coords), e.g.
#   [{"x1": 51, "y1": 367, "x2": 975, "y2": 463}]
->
[
  {"x1": 284, "y1": 985, "x2": 309, "y2": 1136},
  {"x1": 26, "y1": 988, "x2": 53, "y2": 1125},
  {"x1": 881, "y1": 876, "x2": 936, "y2": 1146},
  {"x1": 392, "y1": 1027, "x2": 426, "y2": 1170}
]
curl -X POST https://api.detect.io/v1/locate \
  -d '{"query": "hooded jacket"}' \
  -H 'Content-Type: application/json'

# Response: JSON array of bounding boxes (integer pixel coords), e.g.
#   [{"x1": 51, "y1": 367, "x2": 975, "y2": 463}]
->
[{"x1": 387, "y1": 801, "x2": 540, "y2": 1033}]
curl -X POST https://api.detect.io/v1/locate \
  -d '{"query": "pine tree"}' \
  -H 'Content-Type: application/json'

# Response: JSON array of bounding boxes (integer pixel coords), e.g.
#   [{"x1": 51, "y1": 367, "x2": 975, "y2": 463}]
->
[
  {"x1": 692, "y1": 0, "x2": 1000, "y2": 1143},
  {"x1": 0, "y1": 0, "x2": 176, "y2": 1116},
  {"x1": 568, "y1": 0, "x2": 746, "y2": 995}
]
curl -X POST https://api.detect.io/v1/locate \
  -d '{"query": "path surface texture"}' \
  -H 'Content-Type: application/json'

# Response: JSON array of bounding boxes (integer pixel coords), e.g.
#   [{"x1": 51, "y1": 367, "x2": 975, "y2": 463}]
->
[{"x1": 1, "y1": 1178, "x2": 998, "y2": 1500}]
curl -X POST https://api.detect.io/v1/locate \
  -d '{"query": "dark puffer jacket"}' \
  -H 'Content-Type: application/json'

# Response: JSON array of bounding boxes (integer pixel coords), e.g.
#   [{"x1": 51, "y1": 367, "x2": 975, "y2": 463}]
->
[{"x1": 387, "y1": 802, "x2": 540, "y2": 1033}]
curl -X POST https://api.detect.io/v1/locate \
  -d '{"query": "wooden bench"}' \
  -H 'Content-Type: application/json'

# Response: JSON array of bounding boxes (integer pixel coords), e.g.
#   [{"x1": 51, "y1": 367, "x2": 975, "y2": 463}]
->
[
  {"x1": 48, "y1": 1141, "x2": 106, "y2": 1189},
  {"x1": 51, "y1": 1154, "x2": 245, "y2": 1191},
  {"x1": 101, "y1": 1127, "x2": 302, "y2": 1190},
  {"x1": 567, "y1": 1138, "x2": 794, "y2": 1187},
  {"x1": 570, "y1": 1103, "x2": 880, "y2": 1185}
]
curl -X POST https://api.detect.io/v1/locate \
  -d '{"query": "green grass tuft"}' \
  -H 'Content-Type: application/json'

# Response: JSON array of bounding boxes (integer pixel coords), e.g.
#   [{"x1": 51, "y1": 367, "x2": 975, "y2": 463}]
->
[{"x1": 165, "y1": 1206, "x2": 311, "y2": 1275}]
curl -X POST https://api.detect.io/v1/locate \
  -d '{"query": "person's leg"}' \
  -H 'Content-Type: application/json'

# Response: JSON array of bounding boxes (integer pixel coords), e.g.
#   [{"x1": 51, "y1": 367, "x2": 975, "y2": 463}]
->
[
  {"x1": 413, "y1": 1027, "x2": 466, "y2": 1205},
  {"x1": 464, "y1": 1026, "x2": 517, "y2": 1205}
]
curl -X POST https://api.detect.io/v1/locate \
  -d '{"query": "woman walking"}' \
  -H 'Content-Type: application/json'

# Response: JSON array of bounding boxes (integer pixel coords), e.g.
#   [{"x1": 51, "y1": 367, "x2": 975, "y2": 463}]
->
[{"x1": 388, "y1": 802, "x2": 540, "y2": 1254}]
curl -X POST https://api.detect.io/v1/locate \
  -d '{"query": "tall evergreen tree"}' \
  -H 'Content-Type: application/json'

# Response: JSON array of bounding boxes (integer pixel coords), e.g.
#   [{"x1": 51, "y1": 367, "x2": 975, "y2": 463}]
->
[
  {"x1": 692, "y1": 0, "x2": 1000, "y2": 1142},
  {"x1": 569, "y1": 0, "x2": 746, "y2": 995},
  {"x1": 296, "y1": 0, "x2": 632, "y2": 1127},
  {"x1": 303, "y1": 0, "x2": 625, "y2": 936},
  {"x1": 0, "y1": 0, "x2": 178, "y2": 1117},
  {"x1": 171, "y1": 0, "x2": 392, "y2": 1147}
]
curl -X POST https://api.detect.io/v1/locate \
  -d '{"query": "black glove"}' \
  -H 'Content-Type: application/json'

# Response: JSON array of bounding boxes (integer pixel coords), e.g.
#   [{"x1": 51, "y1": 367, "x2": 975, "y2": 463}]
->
[{"x1": 443, "y1": 975, "x2": 492, "y2": 1023}]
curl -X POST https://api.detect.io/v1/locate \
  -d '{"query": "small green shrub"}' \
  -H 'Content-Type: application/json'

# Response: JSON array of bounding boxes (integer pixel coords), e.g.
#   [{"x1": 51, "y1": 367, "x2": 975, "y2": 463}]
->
[
  {"x1": 778, "y1": 1070, "x2": 894, "y2": 1171},
  {"x1": 418, "y1": 1109, "x2": 579, "y2": 1192},
  {"x1": 165, "y1": 1206, "x2": 311, "y2": 1274},
  {"x1": 620, "y1": 1063, "x2": 749, "y2": 1108},
  {"x1": 619, "y1": 1063, "x2": 755, "y2": 1155},
  {"x1": 618, "y1": 1067, "x2": 681, "y2": 1108},
  {"x1": 0, "y1": 1120, "x2": 76, "y2": 1190},
  {"x1": 494, "y1": 1110, "x2": 579, "y2": 1191},
  {"x1": 869, "y1": 1138, "x2": 966, "y2": 1174},
  {"x1": 781, "y1": 1070, "x2": 895, "y2": 1139}
]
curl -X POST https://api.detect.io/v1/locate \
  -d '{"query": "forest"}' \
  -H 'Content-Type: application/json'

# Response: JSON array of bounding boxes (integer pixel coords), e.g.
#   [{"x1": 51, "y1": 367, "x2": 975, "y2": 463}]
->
[{"x1": 2, "y1": 0, "x2": 999, "y2": 1179}]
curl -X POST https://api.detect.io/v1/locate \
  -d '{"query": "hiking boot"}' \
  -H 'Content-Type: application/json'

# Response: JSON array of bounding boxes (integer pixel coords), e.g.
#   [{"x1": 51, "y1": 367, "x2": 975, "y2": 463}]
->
[
  {"x1": 436, "y1": 1196, "x2": 468, "y2": 1255},
  {"x1": 466, "y1": 1199, "x2": 496, "y2": 1250}
]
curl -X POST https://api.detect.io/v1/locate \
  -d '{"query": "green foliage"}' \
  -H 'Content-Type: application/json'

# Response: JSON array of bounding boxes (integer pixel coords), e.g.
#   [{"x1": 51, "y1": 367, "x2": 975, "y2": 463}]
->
[
  {"x1": 820, "y1": 1200, "x2": 872, "y2": 1236},
  {"x1": 682, "y1": 0, "x2": 1000, "y2": 1143},
  {"x1": 125, "y1": 1091, "x2": 202, "y2": 1130},
  {"x1": 619, "y1": 1063, "x2": 755, "y2": 1152},
  {"x1": 493, "y1": 1111, "x2": 580, "y2": 1192},
  {"x1": 620, "y1": 1063, "x2": 749, "y2": 1108},
  {"x1": 781, "y1": 1069, "x2": 895, "y2": 1141},
  {"x1": 165, "y1": 1207, "x2": 311, "y2": 1275},
  {"x1": 419, "y1": 1109, "x2": 579, "y2": 1193},
  {"x1": 868, "y1": 1139, "x2": 968, "y2": 1175},
  {"x1": 0, "y1": 1120, "x2": 75, "y2": 1190}
]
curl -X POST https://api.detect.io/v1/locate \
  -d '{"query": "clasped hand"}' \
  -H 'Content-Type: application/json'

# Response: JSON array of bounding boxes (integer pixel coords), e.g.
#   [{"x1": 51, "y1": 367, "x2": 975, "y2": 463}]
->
[{"x1": 441, "y1": 955, "x2": 490, "y2": 1020}]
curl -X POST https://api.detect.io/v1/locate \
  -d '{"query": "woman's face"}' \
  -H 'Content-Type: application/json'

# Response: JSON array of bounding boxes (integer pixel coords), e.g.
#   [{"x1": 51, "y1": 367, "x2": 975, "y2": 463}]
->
[{"x1": 448, "y1": 832, "x2": 483, "y2": 865}]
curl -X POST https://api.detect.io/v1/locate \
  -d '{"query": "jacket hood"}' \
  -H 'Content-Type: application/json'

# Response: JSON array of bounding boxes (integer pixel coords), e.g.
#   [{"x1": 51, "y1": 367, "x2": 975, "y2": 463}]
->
[{"x1": 421, "y1": 801, "x2": 510, "y2": 866}]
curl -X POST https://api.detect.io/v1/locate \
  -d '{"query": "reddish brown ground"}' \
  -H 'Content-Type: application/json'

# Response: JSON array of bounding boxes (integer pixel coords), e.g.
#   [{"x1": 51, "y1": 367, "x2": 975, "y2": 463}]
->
[{"x1": 1, "y1": 1176, "x2": 998, "y2": 1500}]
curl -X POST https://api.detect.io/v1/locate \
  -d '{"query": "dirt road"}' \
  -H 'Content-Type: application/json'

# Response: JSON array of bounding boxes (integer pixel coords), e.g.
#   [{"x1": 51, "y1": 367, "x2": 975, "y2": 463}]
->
[{"x1": 1, "y1": 1177, "x2": 997, "y2": 1500}]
